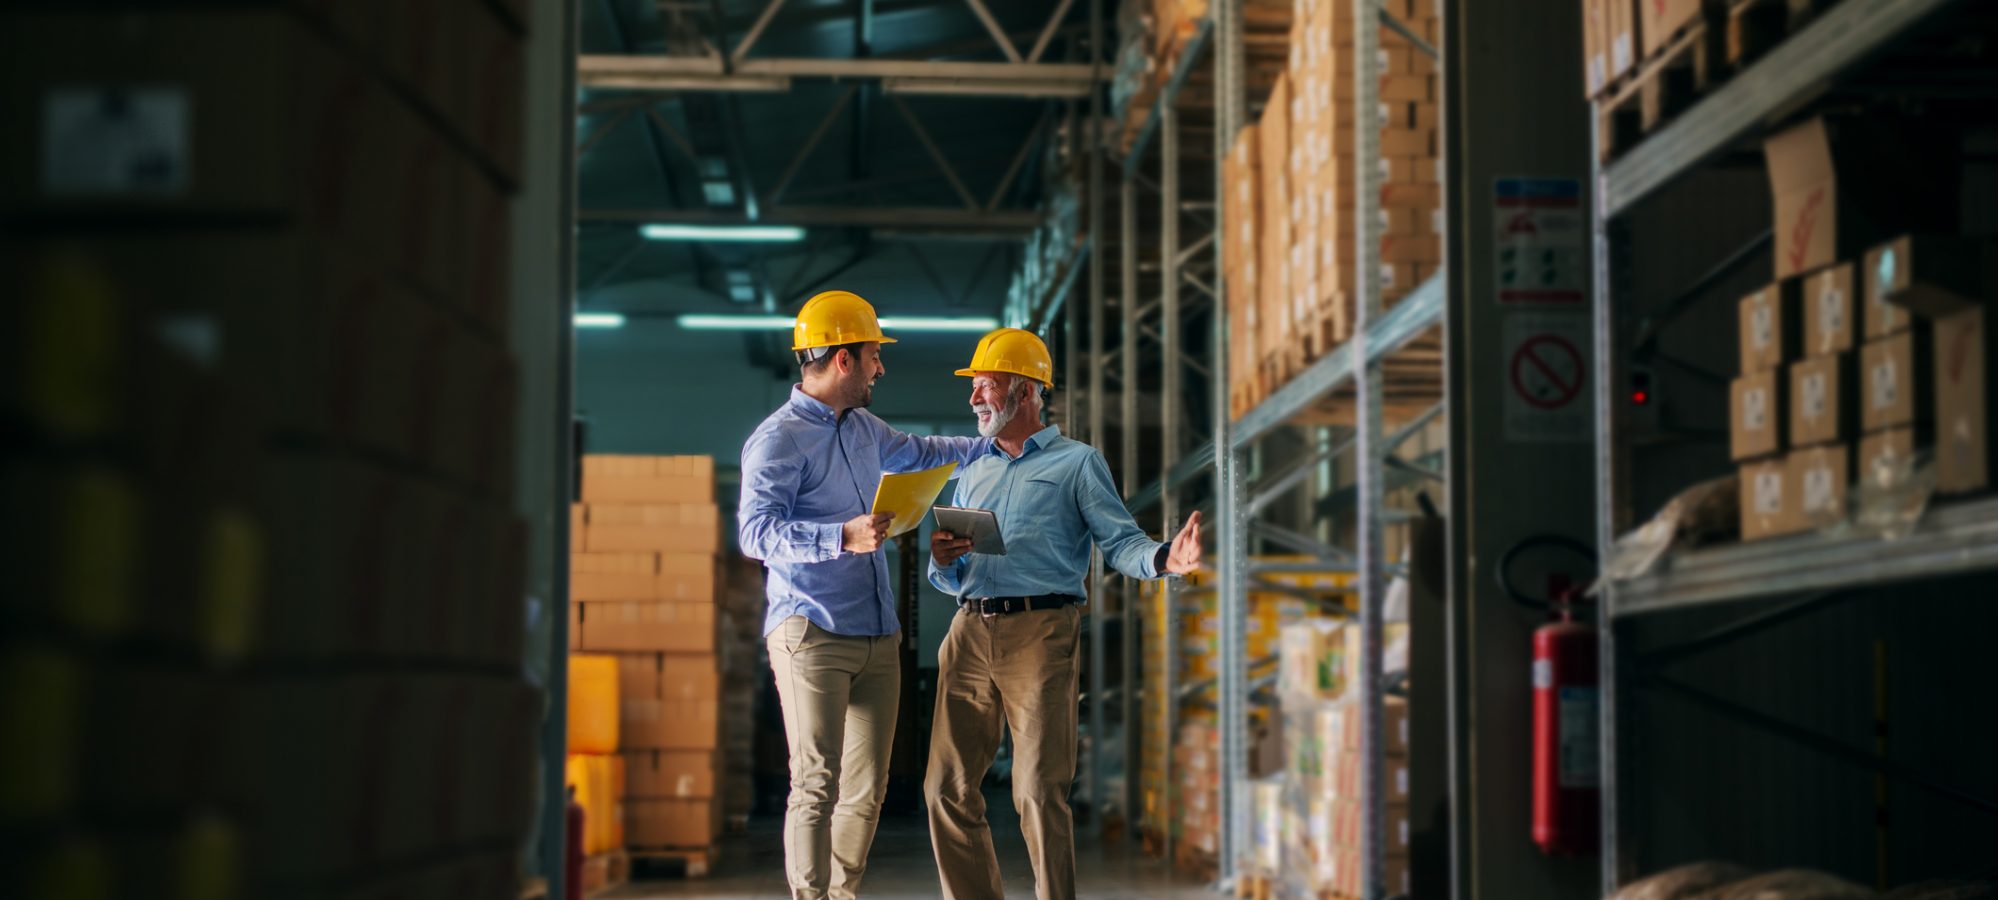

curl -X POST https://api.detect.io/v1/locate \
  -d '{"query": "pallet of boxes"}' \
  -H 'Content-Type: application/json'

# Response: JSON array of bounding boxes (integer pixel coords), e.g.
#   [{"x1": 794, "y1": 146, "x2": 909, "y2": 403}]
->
[
  {"x1": 3, "y1": 3, "x2": 536, "y2": 897},
  {"x1": 571, "y1": 455, "x2": 729, "y2": 877},
  {"x1": 1253, "y1": 0, "x2": 1442, "y2": 399},
  {"x1": 1274, "y1": 592, "x2": 1413, "y2": 898},
  {"x1": 1734, "y1": 115, "x2": 1982, "y2": 540}
]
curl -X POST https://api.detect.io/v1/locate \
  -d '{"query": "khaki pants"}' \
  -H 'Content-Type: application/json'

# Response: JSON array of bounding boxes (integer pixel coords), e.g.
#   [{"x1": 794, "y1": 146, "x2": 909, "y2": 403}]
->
[
  {"x1": 925, "y1": 603, "x2": 1083, "y2": 900},
  {"x1": 766, "y1": 615, "x2": 901, "y2": 900}
]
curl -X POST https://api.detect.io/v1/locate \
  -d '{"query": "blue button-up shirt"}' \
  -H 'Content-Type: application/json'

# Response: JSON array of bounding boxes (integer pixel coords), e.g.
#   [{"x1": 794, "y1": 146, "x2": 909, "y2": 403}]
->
[
  {"x1": 928, "y1": 424, "x2": 1165, "y2": 599},
  {"x1": 739, "y1": 386, "x2": 990, "y2": 637}
]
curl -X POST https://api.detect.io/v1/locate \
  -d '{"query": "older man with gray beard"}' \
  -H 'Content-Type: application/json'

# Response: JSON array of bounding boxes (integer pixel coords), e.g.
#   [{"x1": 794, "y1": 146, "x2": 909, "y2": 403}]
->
[{"x1": 923, "y1": 328, "x2": 1201, "y2": 900}]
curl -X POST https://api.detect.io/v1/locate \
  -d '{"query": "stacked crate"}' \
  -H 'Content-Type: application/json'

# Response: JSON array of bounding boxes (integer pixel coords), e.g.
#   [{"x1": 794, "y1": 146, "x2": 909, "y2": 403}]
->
[
  {"x1": 0, "y1": 3, "x2": 532, "y2": 896},
  {"x1": 570, "y1": 455, "x2": 727, "y2": 862},
  {"x1": 1250, "y1": 0, "x2": 1442, "y2": 399},
  {"x1": 1224, "y1": 122, "x2": 1265, "y2": 419},
  {"x1": 718, "y1": 557, "x2": 769, "y2": 831},
  {"x1": 1866, "y1": 235, "x2": 1998, "y2": 496},
  {"x1": 566, "y1": 655, "x2": 629, "y2": 891},
  {"x1": 1735, "y1": 116, "x2": 1967, "y2": 540}
]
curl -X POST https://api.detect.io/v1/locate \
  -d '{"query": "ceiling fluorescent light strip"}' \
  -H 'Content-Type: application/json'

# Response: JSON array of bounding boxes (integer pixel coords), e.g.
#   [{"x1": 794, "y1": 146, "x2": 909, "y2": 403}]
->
[
  {"x1": 575, "y1": 313, "x2": 627, "y2": 328},
  {"x1": 640, "y1": 223, "x2": 805, "y2": 242}
]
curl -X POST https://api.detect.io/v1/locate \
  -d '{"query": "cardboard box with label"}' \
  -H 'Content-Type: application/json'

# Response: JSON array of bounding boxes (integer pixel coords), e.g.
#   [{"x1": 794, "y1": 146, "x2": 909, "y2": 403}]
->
[
  {"x1": 1863, "y1": 240, "x2": 1915, "y2": 340},
  {"x1": 1730, "y1": 370, "x2": 1785, "y2": 461},
  {"x1": 1582, "y1": 0, "x2": 1608, "y2": 98},
  {"x1": 1870, "y1": 234, "x2": 1998, "y2": 320},
  {"x1": 1763, "y1": 117, "x2": 1958, "y2": 281},
  {"x1": 1788, "y1": 353, "x2": 1854, "y2": 447},
  {"x1": 1790, "y1": 444, "x2": 1849, "y2": 529},
  {"x1": 1934, "y1": 307, "x2": 1995, "y2": 494},
  {"x1": 1739, "y1": 458, "x2": 1800, "y2": 541},
  {"x1": 581, "y1": 455, "x2": 715, "y2": 504},
  {"x1": 1858, "y1": 427, "x2": 1917, "y2": 488},
  {"x1": 1803, "y1": 263, "x2": 1856, "y2": 355},
  {"x1": 1739, "y1": 283, "x2": 1801, "y2": 374},
  {"x1": 1860, "y1": 331, "x2": 1932, "y2": 434},
  {"x1": 1607, "y1": 0, "x2": 1637, "y2": 80},
  {"x1": 619, "y1": 652, "x2": 720, "y2": 750}
]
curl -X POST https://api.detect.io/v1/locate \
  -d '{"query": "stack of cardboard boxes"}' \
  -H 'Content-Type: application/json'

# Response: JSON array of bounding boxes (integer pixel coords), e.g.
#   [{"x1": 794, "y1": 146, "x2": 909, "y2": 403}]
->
[
  {"x1": 2, "y1": 4, "x2": 534, "y2": 896},
  {"x1": 1228, "y1": 0, "x2": 1443, "y2": 412},
  {"x1": 1734, "y1": 116, "x2": 1971, "y2": 539},
  {"x1": 718, "y1": 557, "x2": 769, "y2": 831},
  {"x1": 1869, "y1": 236, "x2": 1998, "y2": 496},
  {"x1": 1311, "y1": 697, "x2": 1412, "y2": 898},
  {"x1": 570, "y1": 455, "x2": 726, "y2": 855}
]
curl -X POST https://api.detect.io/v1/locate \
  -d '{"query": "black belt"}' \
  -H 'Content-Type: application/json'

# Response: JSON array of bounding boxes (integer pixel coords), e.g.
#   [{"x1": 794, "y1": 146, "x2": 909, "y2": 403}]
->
[{"x1": 960, "y1": 594, "x2": 1083, "y2": 617}]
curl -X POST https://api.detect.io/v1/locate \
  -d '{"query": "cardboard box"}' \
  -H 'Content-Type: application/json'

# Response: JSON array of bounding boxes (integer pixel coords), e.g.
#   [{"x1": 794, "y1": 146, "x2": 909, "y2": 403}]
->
[
  {"x1": 1790, "y1": 444, "x2": 1849, "y2": 528},
  {"x1": 1738, "y1": 283, "x2": 1801, "y2": 375},
  {"x1": 624, "y1": 750, "x2": 719, "y2": 799},
  {"x1": 1330, "y1": 799, "x2": 1412, "y2": 856},
  {"x1": 1607, "y1": 0, "x2": 1637, "y2": 79},
  {"x1": 1870, "y1": 234, "x2": 1998, "y2": 320},
  {"x1": 572, "y1": 552, "x2": 660, "y2": 601},
  {"x1": 619, "y1": 652, "x2": 720, "y2": 750},
  {"x1": 1582, "y1": 0, "x2": 1608, "y2": 98},
  {"x1": 1863, "y1": 239, "x2": 1915, "y2": 339},
  {"x1": 1860, "y1": 331, "x2": 1931, "y2": 434},
  {"x1": 626, "y1": 798, "x2": 721, "y2": 848},
  {"x1": 581, "y1": 503, "x2": 720, "y2": 554},
  {"x1": 1330, "y1": 748, "x2": 1410, "y2": 804},
  {"x1": 568, "y1": 654, "x2": 620, "y2": 754},
  {"x1": 1934, "y1": 306, "x2": 1994, "y2": 494},
  {"x1": 1803, "y1": 263, "x2": 1856, "y2": 356},
  {"x1": 1858, "y1": 427, "x2": 1917, "y2": 486},
  {"x1": 1739, "y1": 458, "x2": 1799, "y2": 541},
  {"x1": 1640, "y1": 0, "x2": 1703, "y2": 58},
  {"x1": 1764, "y1": 117, "x2": 1959, "y2": 281},
  {"x1": 1730, "y1": 370, "x2": 1784, "y2": 461},
  {"x1": 1789, "y1": 353, "x2": 1855, "y2": 447},
  {"x1": 581, "y1": 455, "x2": 715, "y2": 504},
  {"x1": 578, "y1": 602, "x2": 718, "y2": 654}
]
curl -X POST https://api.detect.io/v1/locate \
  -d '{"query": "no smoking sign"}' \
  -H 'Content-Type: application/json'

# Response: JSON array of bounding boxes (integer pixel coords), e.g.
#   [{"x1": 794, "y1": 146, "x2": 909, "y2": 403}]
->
[{"x1": 1503, "y1": 313, "x2": 1591, "y2": 442}]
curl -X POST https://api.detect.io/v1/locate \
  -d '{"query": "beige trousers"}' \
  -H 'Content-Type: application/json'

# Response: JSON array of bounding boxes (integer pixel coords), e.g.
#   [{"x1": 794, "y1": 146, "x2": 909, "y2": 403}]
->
[
  {"x1": 925, "y1": 603, "x2": 1083, "y2": 900},
  {"x1": 766, "y1": 615, "x2": 901, "y2": 900}
]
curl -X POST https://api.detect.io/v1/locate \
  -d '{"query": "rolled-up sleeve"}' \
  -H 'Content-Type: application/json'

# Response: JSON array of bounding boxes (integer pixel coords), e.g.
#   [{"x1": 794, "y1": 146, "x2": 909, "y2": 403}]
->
[
  {"x1": 738, "y1": 427, "x2": 843, "y2": 564},
  {"x1": 1077, "y1": 449, "x2": 1164, "y2": 580}
]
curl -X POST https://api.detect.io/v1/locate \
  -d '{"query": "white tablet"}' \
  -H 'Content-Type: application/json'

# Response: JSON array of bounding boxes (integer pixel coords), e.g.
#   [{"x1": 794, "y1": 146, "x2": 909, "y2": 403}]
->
[{"x1": 932, "y1": 506, "x2": 1006, "y2": 556}]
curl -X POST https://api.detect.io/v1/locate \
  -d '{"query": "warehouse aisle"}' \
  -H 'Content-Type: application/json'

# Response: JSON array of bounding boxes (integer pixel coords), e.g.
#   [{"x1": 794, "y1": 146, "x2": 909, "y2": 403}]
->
[{"x1": 615, "y1": 790, "x2": 1214, "y2": 899}]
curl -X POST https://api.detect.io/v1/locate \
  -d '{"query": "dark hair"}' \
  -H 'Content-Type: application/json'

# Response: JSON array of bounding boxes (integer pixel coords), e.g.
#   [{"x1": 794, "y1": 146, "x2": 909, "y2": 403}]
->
[{"x1": 797, "y1": 342, "x2": 866, "y2": 375}]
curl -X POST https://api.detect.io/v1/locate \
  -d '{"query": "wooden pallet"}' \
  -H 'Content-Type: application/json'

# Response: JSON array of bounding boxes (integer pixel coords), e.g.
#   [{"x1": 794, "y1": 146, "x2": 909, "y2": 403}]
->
[
  {"x1": 630, "y1": 845, "x2": 718, "y2": 880},
  {"x1": 1596, "y1": 14, "x2": 1724, "y2": 162},
  {"x1": 1237, "y1": 873, "x2": 1277, "y2": 900},
  {"x1": 581, "y1": 850, "x2": 630, "y2": 898}
]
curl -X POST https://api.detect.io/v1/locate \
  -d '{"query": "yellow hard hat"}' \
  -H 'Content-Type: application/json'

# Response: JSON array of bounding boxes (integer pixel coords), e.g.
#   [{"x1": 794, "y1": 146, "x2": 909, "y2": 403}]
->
[
  {"x1": 956, "y1": 328, "x2": 1053, "y2": 387},
  {"x1": 792, "y1": 290, "x2": 897, "y2": 351}
]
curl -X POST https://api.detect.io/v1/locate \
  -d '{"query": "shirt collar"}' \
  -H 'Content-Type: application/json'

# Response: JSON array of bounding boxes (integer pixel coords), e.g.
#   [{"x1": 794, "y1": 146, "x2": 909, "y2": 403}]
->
[
  {"x1": 991, "y1": 423, "x2": 1061, "y2": 458},
  {"x1": 788, "y1": 384, "x2": 840, "y2": 423}
]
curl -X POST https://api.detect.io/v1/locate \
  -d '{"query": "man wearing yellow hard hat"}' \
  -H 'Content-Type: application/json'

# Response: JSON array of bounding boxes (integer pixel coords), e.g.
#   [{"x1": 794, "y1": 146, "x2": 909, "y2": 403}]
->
[
  {"x1": 923, "y1": 327, "x2": 1202, "y2": 900},
  {"x1": 737, "y1": 290, "x2": 993, "y2": 900}
]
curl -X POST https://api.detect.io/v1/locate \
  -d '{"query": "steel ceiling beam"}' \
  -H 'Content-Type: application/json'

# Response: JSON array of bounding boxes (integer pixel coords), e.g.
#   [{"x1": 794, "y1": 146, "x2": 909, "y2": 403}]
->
[
  {"x1": 578, "y1": 54, "x2": 1098, "y2": 95},
  {"x1": 579, "y1": 205, "x2": 1040, "y2": 231}
]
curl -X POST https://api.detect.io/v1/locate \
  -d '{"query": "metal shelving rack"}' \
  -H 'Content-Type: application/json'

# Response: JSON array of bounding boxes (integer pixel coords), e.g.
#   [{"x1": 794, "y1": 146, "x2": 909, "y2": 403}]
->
[
  {"x1": 1588, "y1": 0, "x2": 1985, "y2": 889},
  {"x1": 1066, "y1": 2, "x2": 1444, "y2": 894}
]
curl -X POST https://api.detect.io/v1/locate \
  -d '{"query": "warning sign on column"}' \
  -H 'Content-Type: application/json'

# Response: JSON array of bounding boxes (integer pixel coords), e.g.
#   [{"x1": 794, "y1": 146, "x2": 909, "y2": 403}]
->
[
  {"x1": 1494, "y1": 177, "x2": 1585, "y2": 305},
  {"x1": 1504, "y1": 313, "x2": 1591, "y2": 443}
]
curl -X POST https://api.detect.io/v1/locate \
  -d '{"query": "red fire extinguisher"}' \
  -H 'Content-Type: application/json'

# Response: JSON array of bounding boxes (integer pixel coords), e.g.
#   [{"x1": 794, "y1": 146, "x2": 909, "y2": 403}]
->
[
  {"x1": 1499, "y1": 535, "x2": 1601, "y2": 856},
  {"x1": 1532, "y1": 575, "x2": 1599, "y2": 855},
  {"x1": 565, "y1": 786, "x2": 586, "y2": 899}
]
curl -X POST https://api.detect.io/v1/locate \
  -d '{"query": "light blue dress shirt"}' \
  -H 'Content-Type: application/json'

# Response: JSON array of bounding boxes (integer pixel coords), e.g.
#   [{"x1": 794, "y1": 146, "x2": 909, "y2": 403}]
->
[
  {"x1": 739, "y1": 385, "x2": 990, "y2": 637},
  {"x1": 928, "y1": 424, "x2": 1166, "y2": 600}
]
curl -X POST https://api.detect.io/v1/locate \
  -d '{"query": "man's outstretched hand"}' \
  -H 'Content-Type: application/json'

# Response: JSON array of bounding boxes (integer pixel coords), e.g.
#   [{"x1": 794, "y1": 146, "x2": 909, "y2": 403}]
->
[{"x1": 1164, "y1": 510, "x2": 1203, "y2": 575}]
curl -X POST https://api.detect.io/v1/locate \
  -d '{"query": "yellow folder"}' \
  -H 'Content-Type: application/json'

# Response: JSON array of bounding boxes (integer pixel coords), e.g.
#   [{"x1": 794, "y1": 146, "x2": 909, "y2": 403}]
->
[{"x1": 871, "y1": 461, "x2": 958, "y2": 538}]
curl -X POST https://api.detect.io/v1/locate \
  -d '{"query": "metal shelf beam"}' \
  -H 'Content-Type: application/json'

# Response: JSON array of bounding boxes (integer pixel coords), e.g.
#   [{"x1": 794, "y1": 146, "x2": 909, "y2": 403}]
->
[
  {"x1": 1598, "y1": 0, "x2": 1962, "y2": 218},
  {"x1": 1607, "y1": 496, "x2": 1998, "y2": 618},
  {"x1": 1231, "y1": 272, "x2": 1444, "y2": 448}
]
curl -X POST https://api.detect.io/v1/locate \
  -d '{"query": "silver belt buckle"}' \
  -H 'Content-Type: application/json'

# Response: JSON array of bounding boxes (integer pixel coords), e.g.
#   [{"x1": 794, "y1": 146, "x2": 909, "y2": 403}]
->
[{"x1": 979, "y1": 598, "x2": 996, "y2": 619}]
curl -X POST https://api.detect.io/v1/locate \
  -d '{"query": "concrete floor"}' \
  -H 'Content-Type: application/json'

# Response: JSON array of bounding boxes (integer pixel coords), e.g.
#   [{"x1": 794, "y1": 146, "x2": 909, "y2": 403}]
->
[{"x1": 612, "y1": 791, "x2": 1219, "y2": 899}]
